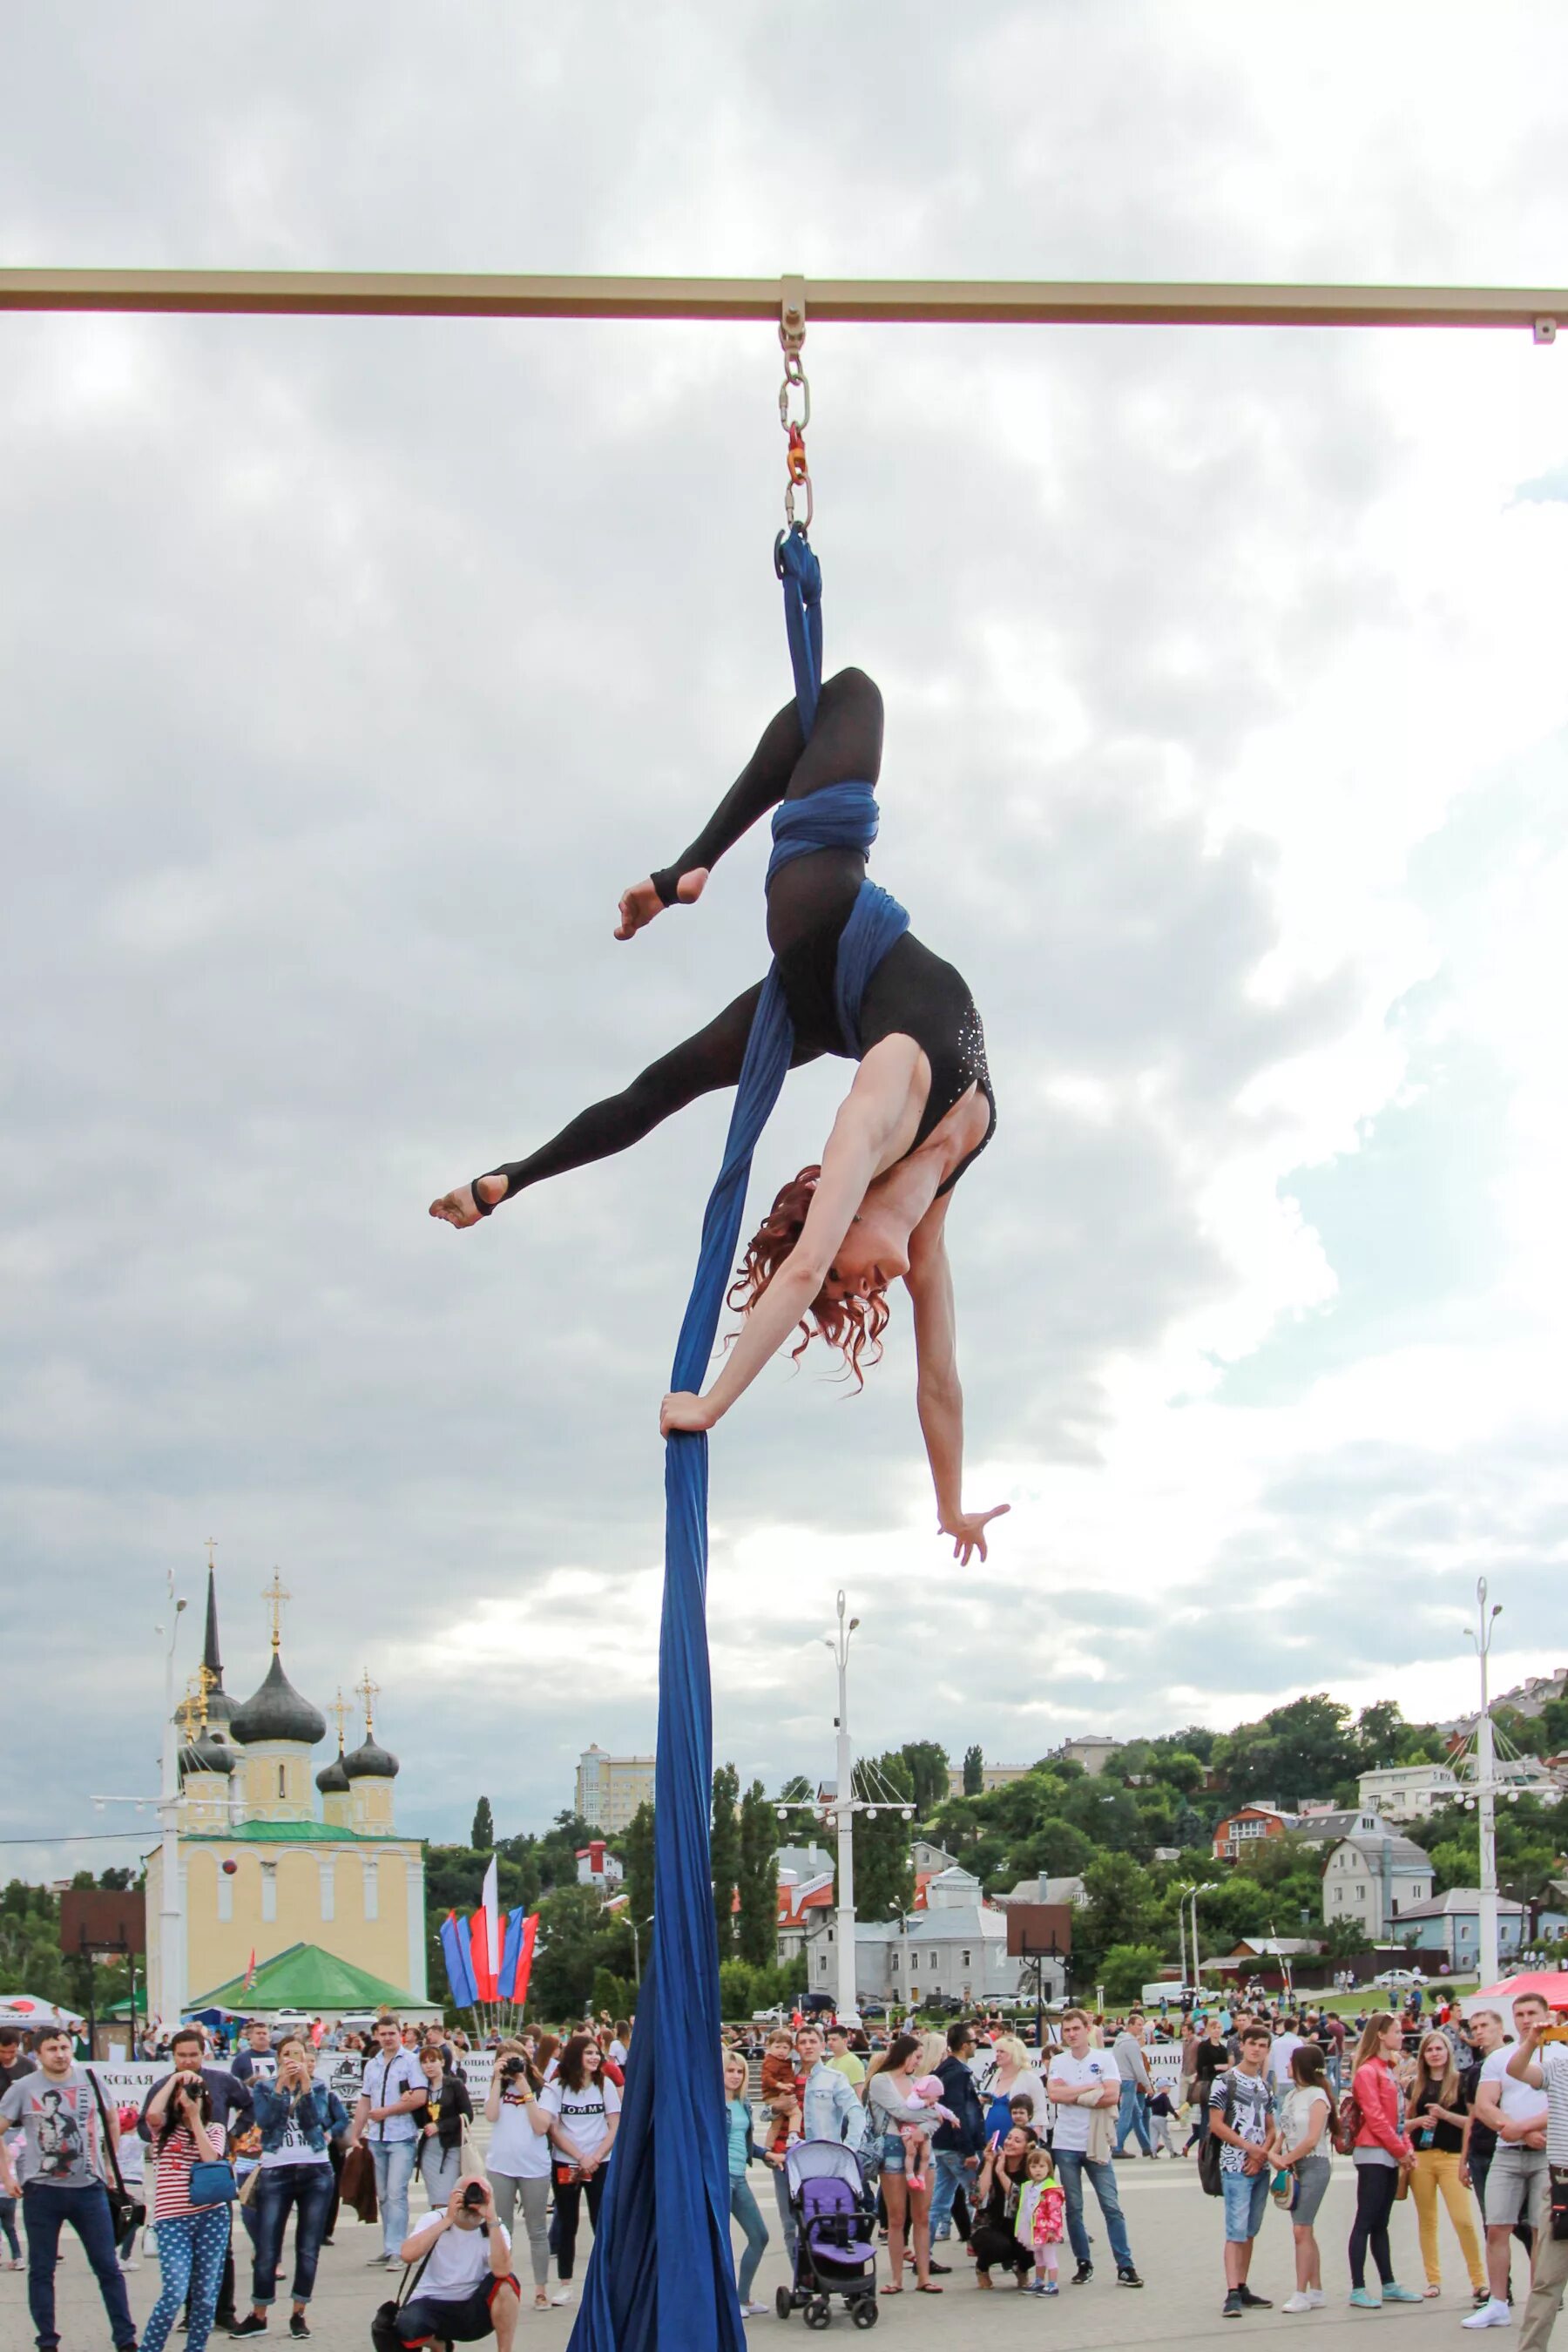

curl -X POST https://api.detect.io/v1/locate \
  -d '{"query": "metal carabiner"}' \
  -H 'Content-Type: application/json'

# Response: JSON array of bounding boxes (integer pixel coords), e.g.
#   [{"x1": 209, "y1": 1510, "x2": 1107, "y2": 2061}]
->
[
  {"x1": 778, "y1": 369, "x2": 811, "y2": 435},
  {"x1": 784, "y1": 471, "x2": 814, "y2": 531}
]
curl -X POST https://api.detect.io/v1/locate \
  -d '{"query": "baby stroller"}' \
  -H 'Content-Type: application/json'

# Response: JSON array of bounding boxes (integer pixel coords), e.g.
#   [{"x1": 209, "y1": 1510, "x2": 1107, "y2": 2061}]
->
[{"x1": 775, "y1": 2139, "x2": 879, "y2": 2329}]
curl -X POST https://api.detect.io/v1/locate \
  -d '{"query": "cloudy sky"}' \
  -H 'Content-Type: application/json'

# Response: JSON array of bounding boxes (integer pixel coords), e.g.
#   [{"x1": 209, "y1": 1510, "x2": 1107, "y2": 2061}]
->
[{"x1": 3, "y1": 3, "x2": 1566, "y2": 1876}]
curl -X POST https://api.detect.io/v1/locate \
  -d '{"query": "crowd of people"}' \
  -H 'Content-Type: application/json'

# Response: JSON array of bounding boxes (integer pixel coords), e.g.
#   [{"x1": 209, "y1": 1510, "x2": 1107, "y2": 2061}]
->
[{"x1": 3, "y1": 1993, "x2": 1566, "y2": 2348}]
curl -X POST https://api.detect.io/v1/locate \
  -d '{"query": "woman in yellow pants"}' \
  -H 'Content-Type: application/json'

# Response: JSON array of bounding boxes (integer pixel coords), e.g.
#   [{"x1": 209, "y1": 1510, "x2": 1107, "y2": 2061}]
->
[{"x1": 1408, "y1": 2030, "x2": 1486, "y2": 2302}]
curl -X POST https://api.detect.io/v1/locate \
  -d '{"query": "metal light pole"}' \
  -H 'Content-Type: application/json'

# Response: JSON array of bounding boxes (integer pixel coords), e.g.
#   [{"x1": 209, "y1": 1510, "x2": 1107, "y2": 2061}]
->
[
  {"x1": 1465, "y1": 1579, "x2": 1506, "y2": 1989},
  {"x1": 1177, "y1": 1888, "x2": 1190, "y2": 1989},
  {"x1": 157, "y1": 1572, "x2": 188, "y2": 2026},
  {"x1": 1188, "y1": 1883, "x2": 1216, "y2": 1993},
  {"x1": 828, "y1": 1593, "x2": 862, "y2": 2026}
]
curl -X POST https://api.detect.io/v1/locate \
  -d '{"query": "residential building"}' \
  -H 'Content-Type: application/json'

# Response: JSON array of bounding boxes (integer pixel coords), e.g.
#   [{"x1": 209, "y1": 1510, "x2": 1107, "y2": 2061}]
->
[
  {"x1": 943, "y1": 1763, "x2": 1033, "y2": 1797},
  {"x1": 1057, "y1": 1736, "x2": 1120, "y2": 1778},
  {"x1": 1296, "y1": 1808, "x2": 1393, "y2": 1850},
  {"x1": 1213, "y1": 1802, "x2": 1298, "y2": 1861},
  {"x1": 575, "y1": 1744, "x2": 655, "y2": 1833},
  {"x1": 996, "y1": 1875, "x2": 1087, "y2": 1911},
  {"x1": 1357, "y1": 1765, "x2": 1460, "y2": 1821},
  {"x1": 575, "y1": 1841, "x2": 623, "y2": 1889},
  {"x1": 911, "y1": 1841, "x2": 961, "y2": 1875},
  {"x1": 776, "y1": 1868, "x2": 835, "y2": 1965},
  {"x1": 1393, "y1": 1889, "x2": 1527, "y2": 1965},
  {"x1": 1321, "y1": 1828, "x2": 1434, "y2": 1940}
]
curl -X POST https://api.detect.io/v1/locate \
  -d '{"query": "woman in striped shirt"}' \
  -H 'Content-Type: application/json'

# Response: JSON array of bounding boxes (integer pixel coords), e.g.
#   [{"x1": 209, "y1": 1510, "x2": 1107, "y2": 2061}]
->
[{"x1": 140, "y1": 2067, "x2": 230, "y2": 2352}]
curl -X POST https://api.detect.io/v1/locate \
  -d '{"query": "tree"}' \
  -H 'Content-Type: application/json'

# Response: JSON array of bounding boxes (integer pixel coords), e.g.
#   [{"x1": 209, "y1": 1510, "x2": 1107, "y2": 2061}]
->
[
  {"x1": 529, "y1": 1884, "x2": 623, "y2": 2019},
  {"x1": 1077, "y1": 1853, "x2": 1162, "y2": 1971},
  {"x1": 1151, "y1": 1750, "x2": 1205, "y2": 1795},
  {"x1": 471, "y1": 1796, "x2": 495, "y2": 1851},
  {"x1": 848, "y1": 1754, "x2": 916, "y2": 1923},
  {"x1": 1322, "y1": 1913, "x2": 1368, "y2": 1962},
  {"x1": 711, "y1": 1763, "x2": 741, "y2": 1963},
  {"x1": 963, "y1": 1744, "x2": 984, "y2": 1797},
  {"x1": 779, "y1": 1774, "x2": 813, "y2": 1806},
  {"x1": 737, "y1": 1781, "x2": 781, "y2": 1967},
  {"x1": 899, "y1": 1740, "x2": 951, "y2": 1821},
  {"x1": 622, "y1": 1801, "x2": 656, "y2": 1945},
  {"x1": 1101, "y1": 1942, "x2": 1167, "y2": 2004}
]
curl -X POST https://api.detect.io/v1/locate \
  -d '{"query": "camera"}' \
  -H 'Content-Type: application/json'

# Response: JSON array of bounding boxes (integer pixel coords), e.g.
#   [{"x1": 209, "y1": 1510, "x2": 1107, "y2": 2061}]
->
[
  {"x1": 500, "y1": 2057, "x2": 526, "y2": 2079},
  {"x1": 460, "y1": 2180, "x2": 490, "y2": 2211}
]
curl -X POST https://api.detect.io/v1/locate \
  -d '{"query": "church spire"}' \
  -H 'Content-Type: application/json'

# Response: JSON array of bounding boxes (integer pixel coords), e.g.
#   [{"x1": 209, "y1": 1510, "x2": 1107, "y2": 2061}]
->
[{"x1": 202, "y1": 1557, "x2": 223, "y2": 1685}]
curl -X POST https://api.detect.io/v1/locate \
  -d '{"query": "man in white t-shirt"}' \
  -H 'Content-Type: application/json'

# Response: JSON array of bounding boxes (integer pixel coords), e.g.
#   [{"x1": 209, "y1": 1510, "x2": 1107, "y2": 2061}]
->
[
  {"x1": 1466, "y1": 1994, "x2": 1552, "y2": 2332},
  {"x1": 1267, "y1": 2018, "x2": 1305, "y2": 2096},
  {"x1": 1046, "y1": 2008, "x2": 1144, "y2": 2289},
  {"x1": 349, "y1": 2017, "x2": 427, "y2": 2267},
  {"x1": 1505, "y1": 2012, "x2": 1568, "y2": 2352},
  {"x1": 385, "y1": 2179, "x2": 517, "y2": 2352}
]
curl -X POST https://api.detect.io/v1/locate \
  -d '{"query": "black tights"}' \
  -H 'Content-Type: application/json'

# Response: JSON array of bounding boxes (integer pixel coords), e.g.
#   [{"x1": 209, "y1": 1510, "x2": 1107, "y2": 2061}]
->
[
  {"x1": 1349, "y1": 2164, "x2": 1399, "y2": 2289},
  {"x1": 480, "y1": 669, "x2": 883, "y2": 1201}
]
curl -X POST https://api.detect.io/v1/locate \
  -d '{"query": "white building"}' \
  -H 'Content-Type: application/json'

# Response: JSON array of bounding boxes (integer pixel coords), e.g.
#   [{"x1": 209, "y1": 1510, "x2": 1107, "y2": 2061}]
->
[
  {"x1": 575, "y1": 1744, "x2": 654, "y2": 1833},
  {"x1": 802, "y1": 1865, "x2": 1035, "y2": 2004},
  {"x1": 943, "y1": 1763, "x2": 1033, "y2": 1797},
  {"x1": 1357, "y1": 1765, "x2": 1460, "y2": 1821},
  {"x1": 1322, "y1": 1828, "x2": 1434, "y2": 1941},
  {"x1": 1056, "y1": 1736, "x2": 1120, "y2": 1778}
]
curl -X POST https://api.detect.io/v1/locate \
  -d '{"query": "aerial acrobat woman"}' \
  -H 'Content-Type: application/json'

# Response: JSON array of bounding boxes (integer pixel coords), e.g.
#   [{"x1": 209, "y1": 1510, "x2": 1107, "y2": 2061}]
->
[{"x1": 429, "y1": 665, "x2": 1010, "y2": 1564}]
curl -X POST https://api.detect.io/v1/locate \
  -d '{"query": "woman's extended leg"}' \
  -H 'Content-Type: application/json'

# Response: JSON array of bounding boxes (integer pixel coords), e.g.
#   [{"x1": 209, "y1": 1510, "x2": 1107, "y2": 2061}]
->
[
  {"x1": 617, "y1": 667, "x2": 884, "y2": 935},
  {"x1": 433, "y1": 980, "x2": 820, "y2": 1224}
]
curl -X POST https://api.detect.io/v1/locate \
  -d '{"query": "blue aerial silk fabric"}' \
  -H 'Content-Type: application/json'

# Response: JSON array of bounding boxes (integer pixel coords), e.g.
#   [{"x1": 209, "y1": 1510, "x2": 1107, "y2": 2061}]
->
[{"x1": 569, "y1": 530, "x2": 907, "y2": 2352}]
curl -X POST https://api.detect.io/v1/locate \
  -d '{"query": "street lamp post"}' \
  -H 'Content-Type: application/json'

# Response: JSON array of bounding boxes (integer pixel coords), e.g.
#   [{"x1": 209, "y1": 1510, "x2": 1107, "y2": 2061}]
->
[{"x1": 1463, "y1": 1578, "x2": 1511, "y2": 1989}]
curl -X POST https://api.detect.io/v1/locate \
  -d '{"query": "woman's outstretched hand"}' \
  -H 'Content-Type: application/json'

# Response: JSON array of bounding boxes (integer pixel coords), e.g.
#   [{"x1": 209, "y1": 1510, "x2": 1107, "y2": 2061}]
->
[
  {"x1": 939, "y1": 1504, "x2": 1010, "y2": 1565},
  {"x1": 615, "y1": 868, "x2": 707, "y2": 941},
  {"x1": 660, "y1": 1390, "x2": 717, "y2": 1436}
]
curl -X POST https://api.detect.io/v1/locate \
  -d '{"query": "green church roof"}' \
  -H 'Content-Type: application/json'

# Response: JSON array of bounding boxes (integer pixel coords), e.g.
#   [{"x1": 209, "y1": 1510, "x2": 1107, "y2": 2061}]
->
[
  {"x1": 182, "y1": 1819, "x2": 409, "y2": 1845},
  {"x1": 193, "y1": 1942, "x2": 426, "y2": 2012}
]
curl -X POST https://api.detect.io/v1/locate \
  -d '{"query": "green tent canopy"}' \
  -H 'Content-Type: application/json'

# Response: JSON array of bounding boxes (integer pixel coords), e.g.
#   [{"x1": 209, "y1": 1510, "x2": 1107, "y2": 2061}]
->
[{"x1": 192, "y1": 1943, "x2": 427, "y2": 2013}]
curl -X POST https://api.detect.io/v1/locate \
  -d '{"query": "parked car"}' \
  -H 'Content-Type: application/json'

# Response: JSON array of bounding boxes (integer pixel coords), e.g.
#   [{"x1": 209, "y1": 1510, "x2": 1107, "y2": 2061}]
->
[{"x1": 1372, "y1": 1969, "x2": 1427, "y2": 1989}]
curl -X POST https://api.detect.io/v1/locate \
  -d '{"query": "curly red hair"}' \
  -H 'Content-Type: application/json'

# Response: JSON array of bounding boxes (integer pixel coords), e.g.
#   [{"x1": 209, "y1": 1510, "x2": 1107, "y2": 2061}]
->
[{"x1": 727, "y1": 1165, "x2": 889, "y2": 1389}]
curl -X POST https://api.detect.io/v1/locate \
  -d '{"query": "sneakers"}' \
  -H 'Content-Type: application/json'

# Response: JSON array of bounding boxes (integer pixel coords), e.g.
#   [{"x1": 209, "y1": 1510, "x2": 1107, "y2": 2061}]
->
[
  {"x1": 1118, "y1": 2266, "x2": 1145, "y2": 2289},
  {"x1": 1463, "y1": 2301, "x2": 1513, "y2": 2330},
  {"x1": 1349, "y1": 2288, "x2": 1382, "y2": 2309},
  {"x1": 118, "y1": 2257, "x2": 141, "y2": 2272},
  {"x1": 1071, "y1": 2261, "x2": 1094, "y2": 2285},
  {"x1": 1383, "y1": 2285, "x2": 1422, "y2": 2305},
  {"x1": 228, "y1": 2321, "x2": 268, "y2": 2340},
  {"x1": 289, "y1": 2320, "x2": 310, "y2": 2342},
  {"x1": 1224, "y1": 2290, "x2": 1247, "y2": 2319},
  {"x1": 740, "y1": 2304, "x2": 770, "y2": 2320},
  {"x1": 1044, "y1": 2280, "x2": 1059, "y2": 2295},
  {"x1": 1239, "y1": 2288, "x2": 1273, "y2": 2309},
  {"x1": 1025, "y1": 2281, "x2": 1047, "y2": 2296},
  {"x1": 1283, "y1": 2293, "x2": 1315, "y2": 2315}
]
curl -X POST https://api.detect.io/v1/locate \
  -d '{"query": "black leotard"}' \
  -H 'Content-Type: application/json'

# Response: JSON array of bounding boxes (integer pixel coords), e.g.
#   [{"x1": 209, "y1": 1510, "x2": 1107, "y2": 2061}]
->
[{"x1": 475, "y1": 668, "x2": 994, "y2": 1207}]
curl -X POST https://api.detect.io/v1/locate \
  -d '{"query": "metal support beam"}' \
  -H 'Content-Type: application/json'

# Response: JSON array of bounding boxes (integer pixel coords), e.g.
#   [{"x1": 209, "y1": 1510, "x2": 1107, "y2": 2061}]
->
[{"x1": 0, "y1": 269, "x2": 1560, "y2": 335}]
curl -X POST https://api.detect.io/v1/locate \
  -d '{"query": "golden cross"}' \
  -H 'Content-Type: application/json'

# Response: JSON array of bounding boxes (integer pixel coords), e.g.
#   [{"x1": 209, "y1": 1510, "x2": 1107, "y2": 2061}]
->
[
  {"x1": 330, "y1": 1688, "x2": 353, "y2": 1751},
  {"x1": 355, "y1": 1669, "x2": 381, "y2": 1735},
  {"x1": 262, "y1": 1569, "x2": 291, "y2": 1648},
  {"x1": 204, "y1": 1536, "x2": 218, "y2": 1574}
]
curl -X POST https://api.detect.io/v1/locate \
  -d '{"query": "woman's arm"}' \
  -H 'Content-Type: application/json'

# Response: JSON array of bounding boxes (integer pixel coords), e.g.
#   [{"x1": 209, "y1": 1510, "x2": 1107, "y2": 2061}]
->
[
  {"x1": 663, "y1": 1066, "x2": 909, "y2": 1430},
  {"x1": 904, "y1": 1207, "x2": 1010, "y2": 1565}
]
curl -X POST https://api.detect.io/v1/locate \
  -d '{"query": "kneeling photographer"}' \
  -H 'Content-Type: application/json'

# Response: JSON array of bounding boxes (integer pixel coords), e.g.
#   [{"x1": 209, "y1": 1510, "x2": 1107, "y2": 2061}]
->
[{"x1": 375, "y1": 2178, "x2": 517, "y2": 2352}]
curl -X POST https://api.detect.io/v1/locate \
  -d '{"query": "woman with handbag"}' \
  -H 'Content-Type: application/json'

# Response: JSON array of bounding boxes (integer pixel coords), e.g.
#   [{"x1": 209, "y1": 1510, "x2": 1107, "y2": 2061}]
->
[
  {"x1": 409, "y1": 2044, "x2": 473, "y2": 2210},
  {"x1": 139, "y1": 2065, "x2": 233, "y2": 2352},
  {"x1": 1276, "y1": 2042, "x2": 1335, "y2": 2313},
  {"x1": 537, "y1": 2033, "x2": 620, "y2": 2285},
  {"x1": 231, "y1": 2036, "x2": 351, "y2": 2340},
  {"x1": 483, "y1": 2051, "x2": 562, "y2": 2311}
]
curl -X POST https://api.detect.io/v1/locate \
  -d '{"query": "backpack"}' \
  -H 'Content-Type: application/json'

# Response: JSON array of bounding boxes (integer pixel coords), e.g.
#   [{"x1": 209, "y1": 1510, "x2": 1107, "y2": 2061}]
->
[
  {"x1": 1198, "y1": 2072, "x2": 1235, "y2": 2198},
  {"x1": 1333, "y1": 2085, "x2": 1361, "y2": 2157}
]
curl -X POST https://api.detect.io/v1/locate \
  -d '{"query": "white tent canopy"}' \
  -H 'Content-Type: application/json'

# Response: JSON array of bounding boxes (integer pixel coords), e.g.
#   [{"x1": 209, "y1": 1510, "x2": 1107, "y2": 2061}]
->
[{"x1": 0, "y1": 1992, "x2": 86, "y2": 2031}]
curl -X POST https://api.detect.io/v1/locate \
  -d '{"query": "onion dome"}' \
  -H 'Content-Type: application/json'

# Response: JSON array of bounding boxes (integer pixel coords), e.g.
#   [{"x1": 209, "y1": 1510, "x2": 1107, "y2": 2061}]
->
[
  {"x1": 231, "y1": 1651, "x2": 327, "y2": 1748},
  {"x1": 342, "y1": 1733, "x2": 400, "y2": 1781},
  {"x1": 315, "y1": 1749, "x2": 351, "y2": 1795},
  {"x1": 179, "y1": 1730, "x2": 236, "y2": 1778}
]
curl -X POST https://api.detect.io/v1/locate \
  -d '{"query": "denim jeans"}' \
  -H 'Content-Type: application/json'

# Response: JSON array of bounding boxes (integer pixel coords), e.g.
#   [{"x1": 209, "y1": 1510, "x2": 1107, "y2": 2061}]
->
[
  {"x1": 770, "y1": 2161, "x2": 798, "y2": 2260},
  {"x1": 143, "y1": 2204, "x2": 232, "y2": 2352},
  {"x1": 1222, "y1": 2166, "x2": 1270, "y2": 2243},
  {"x1": 250, "y1": 2160, "x2": 335, "y2": 2308},
  {"x1": 368, "y1": 2137, "x2": 417, "y2": 2259},
  {"x1": 1055, "y1": 2147, "x2": 1134, "y2": 2273},
  {"x1": 1114, "y1": 2080, "x2": 1154, "y2": 2156},
  {"x1": 929, "y1": 2148, "x2": 972, "y2": 2240},
  {"x1": 21, "y1": 2180, "x2": 139, "y2": 2350},
  {"x1": 728, "y1": 2177, "x2": 770, "y2": 2303}
]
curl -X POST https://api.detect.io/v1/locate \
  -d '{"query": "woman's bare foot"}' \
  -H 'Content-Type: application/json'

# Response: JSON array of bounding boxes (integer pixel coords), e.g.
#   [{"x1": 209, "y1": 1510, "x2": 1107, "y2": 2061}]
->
[
  {"x1": 614, "y1": 867, "x2": 706, "y2": 940},
  {"x1": 429, "y1": 1173, "x2": 508, "y2": 1227}
]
